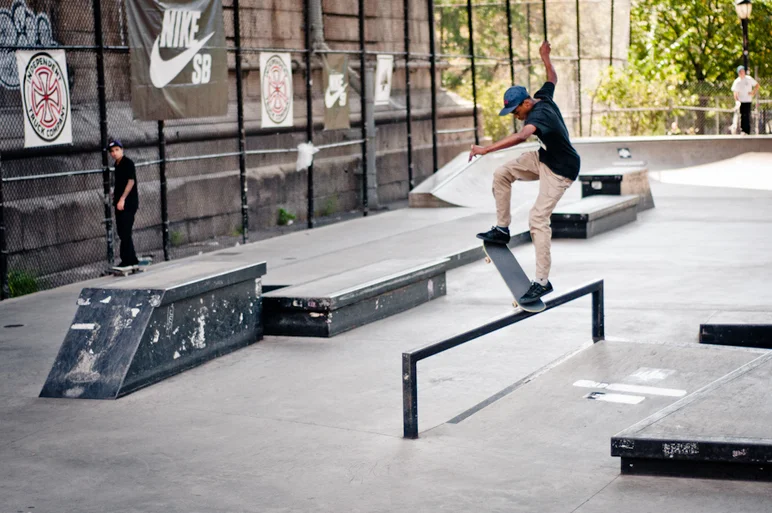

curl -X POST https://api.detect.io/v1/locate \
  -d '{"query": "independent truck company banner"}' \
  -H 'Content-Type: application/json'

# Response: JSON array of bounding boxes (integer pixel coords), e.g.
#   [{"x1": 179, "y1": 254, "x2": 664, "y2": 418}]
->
[
  {"x1": 16, "y1": 49, "x2": 72, "y2": 148},
  {"x1": 127, "y1": 0, "x2": 227, "y2": 120},
  {"x1": 260, "y1": 53, "x2": 294, "y2": 128}
]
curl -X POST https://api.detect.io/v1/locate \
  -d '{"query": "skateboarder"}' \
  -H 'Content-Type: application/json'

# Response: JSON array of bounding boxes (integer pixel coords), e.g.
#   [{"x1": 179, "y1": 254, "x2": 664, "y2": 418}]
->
[
  {"x1": 469, "y1": 40, "x2": 580, "y2": 304},
  {"x1": 109, "y1": 138, "x2": 140, "y2": 268}
]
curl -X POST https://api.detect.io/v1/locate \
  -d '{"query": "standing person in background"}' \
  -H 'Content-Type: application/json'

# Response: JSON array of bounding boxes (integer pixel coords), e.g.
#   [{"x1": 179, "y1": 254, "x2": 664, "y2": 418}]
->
[
  {"x1": 109, "y1": 138, "x2": 140, "y2": 267},
  {"x1": 732, "y1": 65, "x2": 759, "y2": 135}
]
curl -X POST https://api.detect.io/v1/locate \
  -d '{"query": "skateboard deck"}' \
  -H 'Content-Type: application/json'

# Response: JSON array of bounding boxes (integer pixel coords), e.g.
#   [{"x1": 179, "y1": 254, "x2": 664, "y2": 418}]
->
[
  {"x1": 482, "y1": 241, "x2": 546, "y2": 313},
  {"x1": 109, "y1": 256, "x2": 153, "y2": 277}
]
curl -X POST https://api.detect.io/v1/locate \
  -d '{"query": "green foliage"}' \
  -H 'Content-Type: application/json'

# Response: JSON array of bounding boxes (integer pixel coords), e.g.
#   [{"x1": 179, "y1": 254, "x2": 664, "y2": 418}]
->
[
  {"x1": 277, "y1": 207, "x2": 296, "y2": 226},
  {"x1": 170, "y1": 231, "x2": 185, "y2": 247},
  {"x1": 231, "y1": 225, "x2": 245, "y2": 237},
  {"x1": 590, "y1": 65, "x2": 697, "y2": 136},
  {"x1": 629, "y1": 0, "x2": 772, "y2": 81},
  {"x1": 319, "y1": 196, "x2": 338, "y2": 218},
  {"x1": 8, "y1": 270, "x2": 38, "y2": 297},
  {"x1": 592, "y1": 0, "x2": 772, "y2": 135}
]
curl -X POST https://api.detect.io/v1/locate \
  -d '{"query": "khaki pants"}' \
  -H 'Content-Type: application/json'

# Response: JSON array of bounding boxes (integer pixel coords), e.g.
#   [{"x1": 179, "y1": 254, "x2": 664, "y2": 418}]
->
[{"x1": 493, "y1": 151, "x2": 573, "y2": 280}]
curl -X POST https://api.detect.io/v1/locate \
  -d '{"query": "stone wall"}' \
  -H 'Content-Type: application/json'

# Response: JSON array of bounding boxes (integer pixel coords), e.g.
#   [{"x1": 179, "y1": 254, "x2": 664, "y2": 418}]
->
[{"x1": 0, "y1": 0, "x2": 478, "y2": 287}]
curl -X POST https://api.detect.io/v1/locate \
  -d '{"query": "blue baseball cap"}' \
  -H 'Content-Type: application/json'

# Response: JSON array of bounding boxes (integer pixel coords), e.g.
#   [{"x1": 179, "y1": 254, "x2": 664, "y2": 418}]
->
[
  {"x1": 107, "y1": 138, "x2": 123, "y2": 149},
  {"x1": 499, "y1": 86, "x2": 529, "y2": 116},
  {"x1": 737, "y1": 65, "x2": 746, "y2": 73}
]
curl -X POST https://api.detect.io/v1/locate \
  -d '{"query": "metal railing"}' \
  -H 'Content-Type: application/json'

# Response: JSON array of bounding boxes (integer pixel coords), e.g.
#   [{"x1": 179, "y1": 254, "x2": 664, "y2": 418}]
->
[{"x1": 401, "y1": 279, "x2": 604, "y2": 438}]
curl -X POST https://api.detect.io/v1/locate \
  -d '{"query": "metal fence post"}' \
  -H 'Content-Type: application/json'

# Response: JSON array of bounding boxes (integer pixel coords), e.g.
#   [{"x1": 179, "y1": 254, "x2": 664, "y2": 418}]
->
[
  {"x1": 358, "y1": 0, "x2": 369, "y2": 216},
  {"x1": 158, "y1": 121, "x2": 170, "y2": 261},
  {"x1": 233, "y1": 0, "x2": 249, "y2": 242},
  {"x1": 428, "y1": 0, "x2": 439, "y2": 173},
  {"x1": 465, "y1": 0, "x2": 479, "y2": 145},
  {"x1": 526, "y1": 1, "x2": 532, "y2": 93},
  {"x1": 93, "y1": 0, "x2": 113, "y2": 267},
  {"x1": 592, "y1": 281, "x2": 605, "y2": 342},
  {"x1": 0, "y1": 154, "x2": 8, "y2": 299},
  {"x1": 575, "y1": 0, "x2": 583, "y2": 136},
  {"x1": 404, "y1": 0, "x2": 415, "y2": 189},
  {"x1": 304, "y1": 0, "x2": 315, "y2": 228},
  {"x1": 609, "y1": 0, "x2": 614, "y2": 66},
  {"x1": 402, "y1": 353, "x2": 418, "y2": 438},
  {"x1": 505, "y1": 0, "x2": 517, "y2": 133}
]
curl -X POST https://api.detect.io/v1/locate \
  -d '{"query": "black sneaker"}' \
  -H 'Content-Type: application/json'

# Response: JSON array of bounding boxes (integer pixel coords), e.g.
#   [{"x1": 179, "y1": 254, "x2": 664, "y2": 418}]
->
[
  {"x1": 519, "y1": 281, "x2": 553, "y2": 304},
  {"x1": 476, "y1": 226, "x2": 510, "y2": 244}
]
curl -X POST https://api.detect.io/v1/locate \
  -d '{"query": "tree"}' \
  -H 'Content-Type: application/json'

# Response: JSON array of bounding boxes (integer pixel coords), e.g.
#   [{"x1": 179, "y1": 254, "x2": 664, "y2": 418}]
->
[{"x1": 629, "y1": 0, "x2": 772, "y2": 81}]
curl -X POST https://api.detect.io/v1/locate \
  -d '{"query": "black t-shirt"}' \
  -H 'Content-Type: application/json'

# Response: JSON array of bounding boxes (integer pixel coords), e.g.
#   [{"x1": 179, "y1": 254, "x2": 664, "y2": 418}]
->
[
  {"x1": 113, "y1": 156, "x2": 138, "y2": 209},
  {"x1": 525, "y1": 82, "x2": 581, "y2": 180}
]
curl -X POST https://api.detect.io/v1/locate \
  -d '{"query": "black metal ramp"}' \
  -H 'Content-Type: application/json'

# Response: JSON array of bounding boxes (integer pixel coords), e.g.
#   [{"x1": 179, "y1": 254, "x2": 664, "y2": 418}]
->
[
  {"x1": 612, "y1": 351, "x2": 772, "y2": 481},
  {"x1": 40, "y1": 261, "x2": 267, "y2": 399}
]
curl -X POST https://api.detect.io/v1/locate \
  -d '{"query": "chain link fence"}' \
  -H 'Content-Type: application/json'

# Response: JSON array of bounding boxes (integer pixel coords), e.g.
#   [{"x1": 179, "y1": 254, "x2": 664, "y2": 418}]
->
[{"x1": 0, "y1": 0, "x2": 767, "y2": 298}]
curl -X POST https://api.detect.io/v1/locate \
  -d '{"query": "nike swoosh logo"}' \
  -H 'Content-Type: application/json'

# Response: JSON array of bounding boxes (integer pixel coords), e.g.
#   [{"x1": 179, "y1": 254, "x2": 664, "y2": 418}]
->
[
  {"x1": 149, "y1": 32, "x2": 214, "y2": 88},
  {"x1": 325, "y1": 83, "x2": 348, "y2": 109}
]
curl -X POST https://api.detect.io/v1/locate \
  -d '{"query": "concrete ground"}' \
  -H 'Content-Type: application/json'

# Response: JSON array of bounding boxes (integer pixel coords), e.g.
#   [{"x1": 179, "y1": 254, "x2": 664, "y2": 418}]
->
[{"x1": 2, "y1": 173, "x2": 772, "y2": 512}]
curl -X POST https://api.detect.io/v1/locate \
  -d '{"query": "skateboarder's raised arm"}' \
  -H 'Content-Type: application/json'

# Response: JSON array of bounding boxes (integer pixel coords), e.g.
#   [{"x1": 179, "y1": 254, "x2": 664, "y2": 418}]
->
[
  {"x1": 540, "y1": 41, "x2": 557, "y2": 85},
  {"x1": 468, "y1": 124, "x2": 537, "y2": 161}
]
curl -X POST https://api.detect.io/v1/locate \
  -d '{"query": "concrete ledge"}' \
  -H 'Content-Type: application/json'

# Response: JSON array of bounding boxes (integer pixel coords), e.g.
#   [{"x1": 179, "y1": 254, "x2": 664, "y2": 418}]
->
[
  {"x1": 263, "y1": 259, "x2": 448, "y2": 337},
  {"x1": 39, "y1": 262, "x2": 267, "y2": 399},
  {"x1": 611, "y1": 353, "x2": 772, "y2": 481},
  {"x1": 700, "y1": 325, "x2": 772, "y2": 349},
  {"x1": 551, "y1": 195, "x2": 639, "y2": 239},
  {"x1": 580, "y1": 165, "x2": 655, "y2": 211}
]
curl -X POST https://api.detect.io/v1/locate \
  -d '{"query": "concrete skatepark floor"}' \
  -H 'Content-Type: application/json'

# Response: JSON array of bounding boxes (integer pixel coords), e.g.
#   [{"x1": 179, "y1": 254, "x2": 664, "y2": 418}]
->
[{"x1": 2, "y1": 168, "x2": 772, "y2": 512}]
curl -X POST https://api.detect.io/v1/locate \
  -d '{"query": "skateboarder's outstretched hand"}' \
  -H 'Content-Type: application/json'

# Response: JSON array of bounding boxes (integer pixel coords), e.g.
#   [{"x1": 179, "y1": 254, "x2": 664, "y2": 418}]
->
[{"x1": 469, "y1": 144, "x2": 487, "y2": 162}]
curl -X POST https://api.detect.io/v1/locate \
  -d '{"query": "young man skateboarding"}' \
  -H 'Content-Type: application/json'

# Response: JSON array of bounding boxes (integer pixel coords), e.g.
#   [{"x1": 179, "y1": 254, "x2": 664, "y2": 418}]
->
[
  {"x1": 469, "y1": 41, "x2": 580, "y2": 304},
  {"x1": 109, "y1": 138, "x2": 140, "y2": 267}
]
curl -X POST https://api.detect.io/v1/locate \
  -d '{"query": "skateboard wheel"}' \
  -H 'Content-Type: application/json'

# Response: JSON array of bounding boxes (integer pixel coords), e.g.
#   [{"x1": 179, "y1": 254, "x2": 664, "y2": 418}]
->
[
  {"x1": 512, "y1": 301, "x2": 518, "y2": 308},
  {"x1": 484, "y1": 257, "x2": 491, "y2": 264}
]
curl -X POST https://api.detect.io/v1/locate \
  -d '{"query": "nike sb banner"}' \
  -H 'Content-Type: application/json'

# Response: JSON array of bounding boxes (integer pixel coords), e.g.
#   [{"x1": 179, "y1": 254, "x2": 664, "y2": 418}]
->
[
  {"x1": 127, "y1": 0, "x2": 228, "y2": 120},
  {"x1": 260, "y1": 53, "x2": 293, "y2": 128},
  {"x1": 323, "y1": 54, "x2": 350, "y2": 130},
  {"x1": 15, "y1": 50, "x2": 73, "y2": 148}
]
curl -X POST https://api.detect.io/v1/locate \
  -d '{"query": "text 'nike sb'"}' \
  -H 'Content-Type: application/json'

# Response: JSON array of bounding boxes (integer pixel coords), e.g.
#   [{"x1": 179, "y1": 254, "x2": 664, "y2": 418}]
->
[{"x1": 150, "y1": 9, "x2": 214, "y2": 88}]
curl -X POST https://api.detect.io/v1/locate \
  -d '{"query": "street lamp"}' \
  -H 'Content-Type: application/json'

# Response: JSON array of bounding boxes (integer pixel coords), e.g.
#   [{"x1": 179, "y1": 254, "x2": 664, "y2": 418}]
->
[{"x1": 735, "y1": 0, "x2": 752, "y2": 70}]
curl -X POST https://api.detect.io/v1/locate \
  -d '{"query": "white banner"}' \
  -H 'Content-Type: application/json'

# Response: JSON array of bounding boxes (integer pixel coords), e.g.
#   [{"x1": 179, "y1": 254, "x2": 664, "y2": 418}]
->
[
  {"x1": 16, "y1": 50, "x2": 72, "y2": 148},
  {"x1": 260, "y1": 52, "x2": 294, "y2": 128},
  {"x1": 374, "y1": 55, "x2": 394, "y2": 106}
]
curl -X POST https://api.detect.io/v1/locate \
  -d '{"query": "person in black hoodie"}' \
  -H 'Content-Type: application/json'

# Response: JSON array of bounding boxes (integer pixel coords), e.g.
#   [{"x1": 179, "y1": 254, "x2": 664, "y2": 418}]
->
[{"x1": 109, "y1": 138, "x2": 140, "y2": 267}]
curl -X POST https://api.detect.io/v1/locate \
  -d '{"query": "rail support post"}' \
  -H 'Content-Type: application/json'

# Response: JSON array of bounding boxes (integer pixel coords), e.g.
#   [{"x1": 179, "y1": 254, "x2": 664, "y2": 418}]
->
[
  {"x1": 592, "y1": 281, "x2": 605, "y2": 342},
  {"x1": 402, "y1": 353, "x2": 418, "y2": 439}
]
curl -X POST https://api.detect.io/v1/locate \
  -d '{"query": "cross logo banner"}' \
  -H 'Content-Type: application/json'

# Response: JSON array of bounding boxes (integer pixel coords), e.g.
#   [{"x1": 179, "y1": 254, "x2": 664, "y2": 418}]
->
[{"x1": 16, "y1": 49, "x2": 72, "y2": 148}]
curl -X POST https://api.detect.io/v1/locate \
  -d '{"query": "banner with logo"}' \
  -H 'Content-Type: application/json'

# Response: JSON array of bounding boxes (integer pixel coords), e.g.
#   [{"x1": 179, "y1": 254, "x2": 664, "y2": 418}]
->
[
  {"x1": 127, "y1": 0, "x2": 228, "y2": 120},
  {"x1": 374, "y1": 55, "x2": 394, "y2": 106},
  {"x1": 15, "y1": 50, "x2": 72, "y2": 148},
  {"x1": 260, "y1": 53, "x2": 293, "y2": 128},
  {"x1": 323, "y1": 55, "x2": 350, "y2": 130}
]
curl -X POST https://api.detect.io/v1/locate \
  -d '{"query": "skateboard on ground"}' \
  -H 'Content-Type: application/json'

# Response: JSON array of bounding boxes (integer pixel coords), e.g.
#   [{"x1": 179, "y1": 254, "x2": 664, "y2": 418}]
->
[
  {"x1": 109, "y1": 256, "x2": 153, "y2": 277},
  {"x1": 482, "y1": 241, "x2": 546, "y2": 313}
]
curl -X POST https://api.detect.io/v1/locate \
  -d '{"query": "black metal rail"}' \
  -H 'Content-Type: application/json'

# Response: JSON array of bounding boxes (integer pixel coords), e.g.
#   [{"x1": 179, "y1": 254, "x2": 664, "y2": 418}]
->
[{"x1": 402, "y1": 279, "x2": 604, "y2": 439}]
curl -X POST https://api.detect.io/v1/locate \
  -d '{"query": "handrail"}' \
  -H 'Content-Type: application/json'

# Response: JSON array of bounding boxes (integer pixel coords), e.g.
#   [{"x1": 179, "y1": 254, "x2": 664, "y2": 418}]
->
[{"x1": 402, "y1": 279, "x2": 605, "y2": 438}]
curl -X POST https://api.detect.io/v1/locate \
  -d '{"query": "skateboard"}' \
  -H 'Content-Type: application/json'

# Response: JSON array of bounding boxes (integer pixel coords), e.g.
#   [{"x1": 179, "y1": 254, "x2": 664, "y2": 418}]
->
[
  {"x1": 109, "y1": 256, "x2": 153, "y2": 277},
  {"x1": 482, "y1": 241, "x2": 546, "y2": 313}
]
